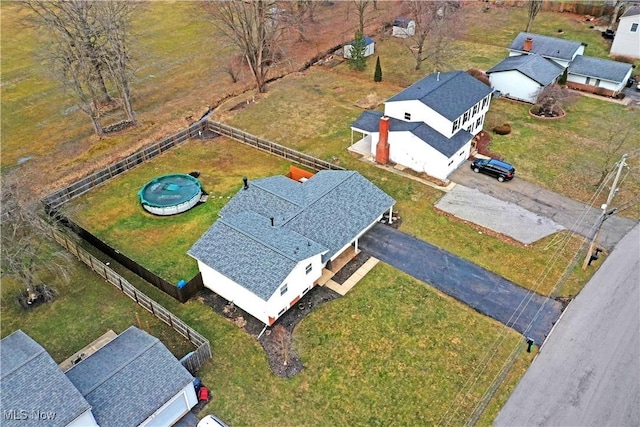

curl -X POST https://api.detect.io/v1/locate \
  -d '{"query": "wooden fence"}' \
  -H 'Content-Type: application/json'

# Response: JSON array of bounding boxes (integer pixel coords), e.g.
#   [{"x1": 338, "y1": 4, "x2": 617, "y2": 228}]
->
[
  {"x1": 206, "y1": 120, "x2": 345, "y2": 172},
  {"x1": 42, "y1": 121, "x2": 207, "y2": 211},
  {"x1": 51, "y1": 227, "x2": 212, "y2": 374}
]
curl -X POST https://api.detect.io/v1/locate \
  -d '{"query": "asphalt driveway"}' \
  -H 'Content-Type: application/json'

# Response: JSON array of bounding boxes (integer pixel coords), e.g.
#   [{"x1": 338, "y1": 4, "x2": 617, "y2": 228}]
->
[
  {"x1": 449, "y1": 163, "x2": 638, "y2": 250},
  {"x1": 360, "y1": 223, "x2": 563, "y2": 344}
]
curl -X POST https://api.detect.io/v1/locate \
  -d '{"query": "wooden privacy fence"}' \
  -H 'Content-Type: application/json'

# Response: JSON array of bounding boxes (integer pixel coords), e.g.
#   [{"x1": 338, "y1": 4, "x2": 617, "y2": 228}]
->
[
  {"x1": 206, "y1": 120, "x2": 346, "y2": 172},
  {"x1": 51, "y1": 228, "x2": 212, "y2": 374},
  {"x1": 42, "y1": 121, "x2": 207, "y2": 211}
]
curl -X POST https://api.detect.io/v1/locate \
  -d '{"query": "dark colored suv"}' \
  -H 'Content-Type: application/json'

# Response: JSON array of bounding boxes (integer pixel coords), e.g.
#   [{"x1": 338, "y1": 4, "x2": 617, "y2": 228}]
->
[{"x1": 470, "y1": 158, "x2": 515, "y2": 182}]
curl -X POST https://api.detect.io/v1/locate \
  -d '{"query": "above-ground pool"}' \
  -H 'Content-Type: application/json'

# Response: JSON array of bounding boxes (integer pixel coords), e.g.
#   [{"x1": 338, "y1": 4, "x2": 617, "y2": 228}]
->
[{"x1": 138, "y1": 174, "x2": 202, "y2": 215}]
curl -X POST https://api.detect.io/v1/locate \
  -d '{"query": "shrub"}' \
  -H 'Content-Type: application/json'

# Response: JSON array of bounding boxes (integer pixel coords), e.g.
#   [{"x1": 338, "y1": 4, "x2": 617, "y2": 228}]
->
[{"x1": 492, "y1": 123, "x2": 511, "y2": 135}]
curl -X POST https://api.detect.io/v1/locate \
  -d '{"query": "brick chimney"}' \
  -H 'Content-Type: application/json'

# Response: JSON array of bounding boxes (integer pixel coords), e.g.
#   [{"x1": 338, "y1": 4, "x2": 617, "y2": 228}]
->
[
  {"x1": 375, "y1": 116, "x2": 390, "y2": 165},
  {"x1": 523, "y1": 37, "x2": 533, "y2": 52}
]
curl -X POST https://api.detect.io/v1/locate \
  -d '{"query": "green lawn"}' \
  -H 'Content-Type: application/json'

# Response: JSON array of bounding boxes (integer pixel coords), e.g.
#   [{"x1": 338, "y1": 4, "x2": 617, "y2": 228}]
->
[
  {"x1": 3, "y1": 3, "x2": 635, "y2": 425},
  {"x1": 66, "y1": 138, "x2": 293, "y2": 283},
  {"x1": 0, "y1": 264, "x2": 193, "y2": 363}
]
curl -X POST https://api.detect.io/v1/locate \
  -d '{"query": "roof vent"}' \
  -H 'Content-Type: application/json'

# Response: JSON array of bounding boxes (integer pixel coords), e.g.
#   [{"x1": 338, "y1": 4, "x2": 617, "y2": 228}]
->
[
  {"x1": 243, "y1": 176, "x2": 249, "y2": 190},
  {"x1": 270, "y1": 217, "x2": 275, "y2": 227},
  {"x1": 437, "y1": 71, "x2": 440, "y2": 81}
]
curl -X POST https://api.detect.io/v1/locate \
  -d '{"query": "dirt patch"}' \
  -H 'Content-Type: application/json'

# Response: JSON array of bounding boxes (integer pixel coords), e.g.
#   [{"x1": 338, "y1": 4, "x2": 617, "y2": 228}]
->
[{"x1": 354, "y1": 93, "x2": 386, "y2": 110}]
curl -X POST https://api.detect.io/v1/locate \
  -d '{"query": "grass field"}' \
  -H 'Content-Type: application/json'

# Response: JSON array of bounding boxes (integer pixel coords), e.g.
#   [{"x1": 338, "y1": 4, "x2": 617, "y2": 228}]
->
[{"x1": 2, "y1": 2, "x2": 637, "y2": 425}]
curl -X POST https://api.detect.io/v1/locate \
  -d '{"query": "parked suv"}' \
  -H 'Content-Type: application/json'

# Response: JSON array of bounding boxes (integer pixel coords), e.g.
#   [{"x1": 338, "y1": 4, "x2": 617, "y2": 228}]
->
[{"x1": 470, "y1": 158, "x2": 515, "y2": 182}]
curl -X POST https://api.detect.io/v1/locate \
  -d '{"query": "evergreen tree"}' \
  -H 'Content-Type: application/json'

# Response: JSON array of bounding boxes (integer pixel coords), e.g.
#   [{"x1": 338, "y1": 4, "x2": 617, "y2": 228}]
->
[
  {"x1": 558, "y1": 68, "x2": 568, "y2": 85},
  {"x1": 348, "y1": 31, "x2": 367, "y2": 71},
  {"x1": 374, "y1": 56, "x2": 382, "y2": 82}
]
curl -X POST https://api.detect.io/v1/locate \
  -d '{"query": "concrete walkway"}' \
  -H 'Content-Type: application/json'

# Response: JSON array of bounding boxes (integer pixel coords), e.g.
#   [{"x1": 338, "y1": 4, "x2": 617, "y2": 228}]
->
[
  {"x1": 360, "y1": 223, "x2": 563, "y2": 344},
  {"x1": 324, "y1": 257, "x2": 379, "y2": 296}
]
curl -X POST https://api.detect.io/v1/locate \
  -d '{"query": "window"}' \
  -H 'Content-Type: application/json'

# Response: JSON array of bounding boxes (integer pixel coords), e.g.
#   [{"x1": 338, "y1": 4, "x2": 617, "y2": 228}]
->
[
  {"x1": 463, "y1": 111, "x2": 470, "y2": 123},
  {"x1": 631, "y1": 23, "x2": 638, "y2": 32},
  {"x1": 595, "y1": 79, "x2": 601, "y2": 87},
  {"x1": 459, "y1": 150, "x2": 465, "y2": 156},
  {"x1": 305, "y1": 263, "x2": 312, "y2": 274},
  {"x1": 476, "y1": 116, "x2": 482, "y2": 128},
  {"x1": 448, "y1": 159, "x2": 454, "y2": 166},
  {"x1": 278, "y1": 307, "x2": 287, "y2": 316},
  {"x1": 482, "y1": 96, "x2": 488, "y2": 109},
  {"x1": 404, "y1": 112, "x2": 411, "y2": 120},
  {"x1": 452, "y1": 119, "x2": 460, "y2": 133},
  {"x1": 472, "y1": 103, "x2": 479, "y2": 116},
  {"x1": 280, "y1": 284, "x2": 288, "y2": 296}
]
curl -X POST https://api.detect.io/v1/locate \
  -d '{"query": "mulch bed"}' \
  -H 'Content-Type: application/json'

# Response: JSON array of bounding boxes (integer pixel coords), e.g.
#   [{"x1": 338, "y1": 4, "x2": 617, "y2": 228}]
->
[{"x1": 195, "y1": 282, "x2": 341, "y2": 378}]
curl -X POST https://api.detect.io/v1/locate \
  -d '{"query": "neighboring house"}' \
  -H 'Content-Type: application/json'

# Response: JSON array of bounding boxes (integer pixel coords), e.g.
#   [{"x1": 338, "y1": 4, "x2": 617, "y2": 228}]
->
[
  {"x1": 508, "y1": 32, "x2": 586, "y2": 68},
  {"x1": 610, "y1": 6, "x2": 640, "y2": 58},
  {"x1": 566, "y1": 55, "x2": 633, "y2": 96},
  {"x1": 1, "y1": 328, "x2": 197, "y2": 427},
  {"x1": 188, "y1": 170, "x2": 395, "y2": 326},
  {"x1": 487, "y1": 54, "x2": 564, "y2": 103},
  {"x1": 350, "y1": 71, "x2": 493, "y2": 180},
  {"x1": 1, "y1": 330, "x2": 98, "y2": 427},
  {"x1": 343, "y1": 36, "x2": 375, "y2": 58},
  {"x1": 66, "y1": 326, "x2": 198, "y2": 427},
  {"x1": 392, "y1": 17, "x2": 416, "y2": 38}
]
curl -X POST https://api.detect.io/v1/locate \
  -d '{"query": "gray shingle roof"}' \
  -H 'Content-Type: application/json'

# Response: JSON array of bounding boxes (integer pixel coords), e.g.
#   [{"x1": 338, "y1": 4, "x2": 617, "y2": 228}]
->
[
  {"x1": 568, "y1": 55, "x2": 633, "y2": 83},
  {"x1": 0, "y1": 330, "x2": 92, "y2": 427},
  {"x1": 189, "y1": 171, "x2": 394, "y2": 300},
  {"x1": 351, "y1": 110, "x2": 384, "y2": 132},
  {"x1": 65, "y1": 327, "x2": 193, "y2": 427},
  {"x1": 386, "y1": 71, "x2": 493, "y2": 121},
  {"x1": 188, "y1": 211, "x2": 327, "y2": 300},
  {"x1": 487, "y1": 54, "x2": 564, "y2": 85},
  {"x1": 621, "y1": 6, "x2": 640, "y2": 18},
  {"x1": 393, "y1": 17, "x2": 412, "y2": 28},
  {"x1": 351, "y1": 112, "x2": 472, "y2": 157},
  {"x1": 509, "y1": 32, "x2": 585, "y2": 61}
]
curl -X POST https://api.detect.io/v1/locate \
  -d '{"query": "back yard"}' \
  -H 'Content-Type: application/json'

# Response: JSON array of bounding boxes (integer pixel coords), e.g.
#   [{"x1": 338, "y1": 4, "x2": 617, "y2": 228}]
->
[{"x1": 2, "y1": 2, "x2": 638, "y2": 426}]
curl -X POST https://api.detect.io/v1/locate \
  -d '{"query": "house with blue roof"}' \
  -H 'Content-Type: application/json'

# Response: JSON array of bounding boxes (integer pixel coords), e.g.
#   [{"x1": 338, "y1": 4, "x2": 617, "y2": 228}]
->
[
  {"x1": 487, "y1": 54, "x2": 565, "y2": 103},
  {"x1": 350, "y1": 70, "x2": 493, "y2": 180},
  {"x1": 188, "y1": 170, "x2": 395, "y2": 326},
  {"x1": 566, "y1": 55, "x2": 633, "y2": 97},
  {"x1": 343, "y1": 36, "x2": 375, "y2": 58},
  {"x1": 1, "y1": 328, "x2": 198, "y2": 427},
  {"x1": 0, "y1": 330, "x2": 98, "y2": 427}
]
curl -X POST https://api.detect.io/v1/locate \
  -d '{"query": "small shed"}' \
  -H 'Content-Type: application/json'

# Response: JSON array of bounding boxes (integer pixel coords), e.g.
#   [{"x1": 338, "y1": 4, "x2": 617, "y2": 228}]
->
[
  {"x1": 392, "y1": 17, "x2": 416, "y2": 38},
  {"x1": 343, "y1": 36, "x2": 375, "y2": 58}
]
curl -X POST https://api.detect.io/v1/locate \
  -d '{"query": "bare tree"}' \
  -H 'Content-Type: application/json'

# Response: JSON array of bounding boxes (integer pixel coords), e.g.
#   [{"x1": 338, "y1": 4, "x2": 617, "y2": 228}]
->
[
  {"x1": 525, "y1": 0, "x2": 543, "y2": 32},
  {"x1": 534, "y1": 84, "x2": 576, "y2": 117},
  {"x1": 591, "y1": 113, "x2": 639, "y2": 188},
  {"x1": 1, "y1": 174, "x2": 73, "y2": 307},
  {"x1": 608, "y1": 0, "x2": 624, "y2": 31},
  {"x1": 204, "y1": 0, "x2": 283, "y2": 94},
  {"x1": 23, "y1": 0, "x2": 138, "y2": 135},
  {"x1": 94, "y1": 1, "x2": 138, "y2": 125},
  {"x1": 354, "y1": 0, "x2": 369, "y2": 34},
  {"x1": 283, "y1": 0, "x2": 318, "y2": 41},
  {"x1": 402, "y1": 0, "x2": 460, "y2": 71},
  {"x1": 272, "y1": 325, "x2": 292, "y2": 366}
]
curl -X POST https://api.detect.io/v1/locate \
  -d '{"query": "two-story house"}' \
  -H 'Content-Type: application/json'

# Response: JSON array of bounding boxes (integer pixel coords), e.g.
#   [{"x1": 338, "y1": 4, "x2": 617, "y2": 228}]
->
[{"x1": 351, "y1": 70, "x2": 493, "y2": 180}]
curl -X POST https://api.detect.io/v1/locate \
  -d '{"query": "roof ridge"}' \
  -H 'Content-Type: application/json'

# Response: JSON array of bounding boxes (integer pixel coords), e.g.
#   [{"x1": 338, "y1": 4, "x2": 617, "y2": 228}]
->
[
  {"x1": 252, "y1": 178, "x2": 304, "y2": 207},
  {"x1": 220, "y1": 214, "x2": 316, "y2": 262},
  {"x1": 77, "y1": 333, "x2": 160, "y2": 397}
]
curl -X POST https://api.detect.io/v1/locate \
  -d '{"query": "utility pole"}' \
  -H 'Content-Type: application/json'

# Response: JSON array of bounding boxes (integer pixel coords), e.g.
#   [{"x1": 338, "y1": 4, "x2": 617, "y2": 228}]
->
[{"x1": 582, "y1": 154, "x2": 628, "y2": 270}]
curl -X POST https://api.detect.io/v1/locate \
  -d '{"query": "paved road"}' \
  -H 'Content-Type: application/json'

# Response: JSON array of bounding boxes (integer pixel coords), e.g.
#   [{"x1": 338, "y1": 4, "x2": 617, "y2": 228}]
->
[
  {"x1": 359, "y1": 224, "x2": 563, "y2": 344},
  {"x1": 494, "y1": 224, "x2": 640, "y2": 426},
  {"x1": 449, "y1": 164, "x2": 638, "y2": 250}
]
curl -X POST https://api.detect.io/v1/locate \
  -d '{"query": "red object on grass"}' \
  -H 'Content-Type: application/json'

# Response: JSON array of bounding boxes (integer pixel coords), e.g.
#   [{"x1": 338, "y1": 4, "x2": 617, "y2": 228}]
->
[{"x1": 198, "y1": 386, "x2": 210, "y2": 401}]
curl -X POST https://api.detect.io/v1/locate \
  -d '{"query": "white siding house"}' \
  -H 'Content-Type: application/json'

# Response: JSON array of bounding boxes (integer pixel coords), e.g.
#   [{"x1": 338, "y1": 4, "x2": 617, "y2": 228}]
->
[
  {"x1": 189, "y1": 171, "x2": 395, "y2": 326},
  {"x1": 487, "y1": 54, "x2": 564, "y2": 103},
  {"x1": 343, "y1": 36, "x2": 375, "y2": 58},
  {"x1": 351, "y1": 71, "x2": 493, "y2": 180},
  {"x1": 610, "y1": 6, "x2": 640, "y2": 58},
  {"x1": 567, "y1": 55, "x2": 633, "y2": 96}
]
